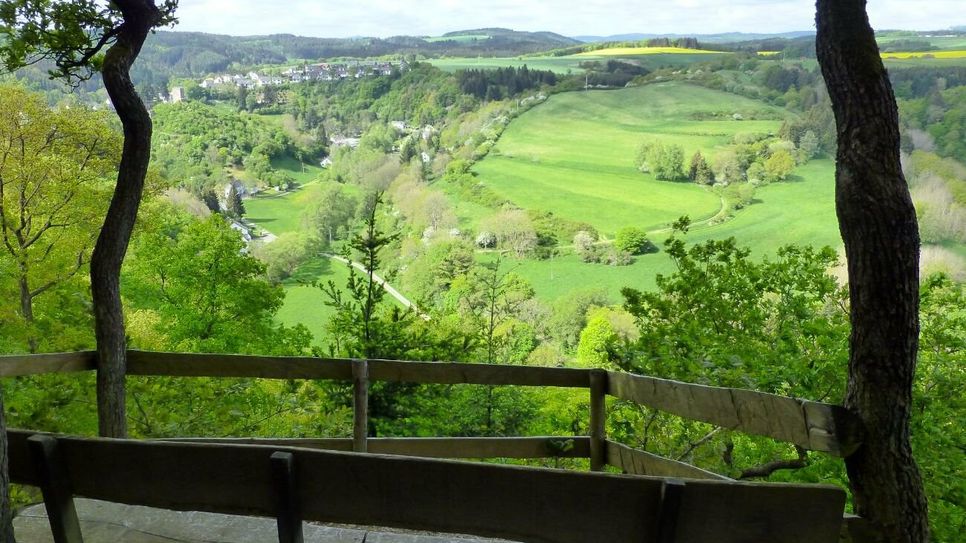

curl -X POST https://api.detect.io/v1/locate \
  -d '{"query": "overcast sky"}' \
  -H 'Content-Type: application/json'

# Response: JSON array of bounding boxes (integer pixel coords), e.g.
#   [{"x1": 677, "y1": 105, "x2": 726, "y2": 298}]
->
[{"x1": 170, "y1": 1, "x2": 965, "y2": 38}]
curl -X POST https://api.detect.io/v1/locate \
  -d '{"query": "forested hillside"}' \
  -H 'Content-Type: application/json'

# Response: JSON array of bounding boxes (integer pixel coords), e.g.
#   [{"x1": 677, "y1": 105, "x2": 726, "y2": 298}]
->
[{"x1": 0, "y1": 25, "x2": 964, "y2": 541}]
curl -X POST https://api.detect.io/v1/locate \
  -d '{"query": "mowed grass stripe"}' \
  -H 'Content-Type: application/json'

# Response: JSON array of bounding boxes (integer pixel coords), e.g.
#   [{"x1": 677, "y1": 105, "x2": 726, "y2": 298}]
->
[{"x1": 472, "y1": 82, "x2": 786, "y2": 233}]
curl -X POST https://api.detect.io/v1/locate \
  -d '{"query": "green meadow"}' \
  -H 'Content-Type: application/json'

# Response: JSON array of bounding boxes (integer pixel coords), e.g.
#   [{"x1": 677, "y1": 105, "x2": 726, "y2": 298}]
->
[
  {"x1": 429, "y1": 51, "x2": 733, "y2": 74},
  {"x1": 473, "y1": 82, "x2": 785, "y2": 235},
  {"x1": 470, "y1": 82, "x2": 842, "y2": 302},
  {"x1": 275, "y1": 257, "x2": 352, "y2": 347}
]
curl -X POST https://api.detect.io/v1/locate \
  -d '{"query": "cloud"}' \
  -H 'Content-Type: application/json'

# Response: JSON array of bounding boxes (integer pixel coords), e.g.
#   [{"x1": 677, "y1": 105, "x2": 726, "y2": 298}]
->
[{"x1": 171, "y1": 0, "x2": 965, "y2": 38}]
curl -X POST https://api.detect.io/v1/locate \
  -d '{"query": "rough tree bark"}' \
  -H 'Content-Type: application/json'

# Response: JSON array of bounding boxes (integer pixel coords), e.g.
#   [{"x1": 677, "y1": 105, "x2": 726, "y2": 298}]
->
[
  {"x1": 815, "y1": 1, "x2": 929, "y2": 541},
  {"x1": 92, "y1": 0, "x2": 165, "y2": 438}
]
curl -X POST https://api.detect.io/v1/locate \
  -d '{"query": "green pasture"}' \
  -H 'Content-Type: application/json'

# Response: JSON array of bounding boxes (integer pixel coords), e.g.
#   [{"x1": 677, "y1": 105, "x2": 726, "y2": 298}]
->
[
  {"x1": 491, "y1": 159, "x2": 840, "y2": 302},
  {"x1": 429, "y1": 51, "x2": 734, "y2": 75},
  {"x1": 429, "y1": 57, "x2": 585, "y2": 74},
  {"x1": 275, "y1": 256, "x2": 352, "y2": 347},
  {"x1": 471, "y1": 81, "x2": 785, "y2": 235},
  {"x1": 245, "y1": 182, "x2": 321, "y2": 235}
]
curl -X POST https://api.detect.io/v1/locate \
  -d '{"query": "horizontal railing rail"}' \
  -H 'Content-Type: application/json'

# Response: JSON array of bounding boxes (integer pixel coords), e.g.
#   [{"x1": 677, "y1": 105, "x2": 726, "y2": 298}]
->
[
  {"x1": 0, "y1": 350, "x2": 862, "y2": 462},
  {"x1": 8, "y1": 429, "x2": 848, "y2": 543},
  {"x1": 0, "y1": 350, "x2": 877, "y2": 542}
]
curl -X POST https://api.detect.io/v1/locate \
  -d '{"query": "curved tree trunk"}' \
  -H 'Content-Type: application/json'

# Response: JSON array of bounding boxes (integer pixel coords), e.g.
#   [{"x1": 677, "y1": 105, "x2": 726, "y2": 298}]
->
[
  {"x1": 815, "y1": 1, "x2": 929, "y2": 541},
  {"x1": 92, "y1": 0, "x2": 162, "y2": 438}
]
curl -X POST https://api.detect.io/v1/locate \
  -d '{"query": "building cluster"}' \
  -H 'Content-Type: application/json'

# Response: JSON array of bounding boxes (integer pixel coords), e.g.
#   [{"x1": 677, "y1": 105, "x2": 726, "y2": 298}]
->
[{"x1": 198, "y1": 60, "x2": 408, "y2": 90}]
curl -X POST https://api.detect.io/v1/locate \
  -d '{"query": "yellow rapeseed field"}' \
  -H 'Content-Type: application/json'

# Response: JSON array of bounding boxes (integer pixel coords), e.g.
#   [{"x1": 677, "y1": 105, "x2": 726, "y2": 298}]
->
[
  {"x1": 881, "y1": 50, "x2": 966, "y2": 59},
  {"x1": 574, "y1": 46, "x2": 726, "y2": 56}
]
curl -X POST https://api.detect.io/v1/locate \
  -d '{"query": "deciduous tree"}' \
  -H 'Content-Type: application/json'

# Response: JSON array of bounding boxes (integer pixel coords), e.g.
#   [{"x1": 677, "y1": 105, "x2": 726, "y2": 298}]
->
[
  {"x1": 0, "y1": 85, "x2": 120, "y2": 352},
  {"x1": 816, "y1": 1, "x2": 929, "y2": 540},
  {"x1": 1, "y1": 0, "x2": 179, "y2": 440}
]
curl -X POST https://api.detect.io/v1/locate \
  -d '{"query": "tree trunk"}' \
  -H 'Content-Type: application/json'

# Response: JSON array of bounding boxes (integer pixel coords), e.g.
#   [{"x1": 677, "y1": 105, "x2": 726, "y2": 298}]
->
[
  {"x1": 815, "y1": 1, "x2": 929, "y2": 541},
  {"x1": 17, "y1": 269, "x2": 37, "y2": 353},
  {"x1": 0, "y1": 385, "x2": 15, "y2": 542},
  {"x1": 91, "y1": 0, "x2": 162, "y2": 438}
]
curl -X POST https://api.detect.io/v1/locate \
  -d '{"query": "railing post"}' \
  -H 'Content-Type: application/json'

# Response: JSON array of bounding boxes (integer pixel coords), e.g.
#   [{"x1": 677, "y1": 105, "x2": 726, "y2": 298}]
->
[
  {"x1": 352, "y1": 359, "x2": 369, "y2": 453},
  {"x1": 589, "y1": 369, "x2": 607, "y2": 472},
  {"x1": 27, "y1": 434, "x2": 84, "y2": 543},
  {"x1": 270, "y1": 451, "x2": 303, "y2": 543}
]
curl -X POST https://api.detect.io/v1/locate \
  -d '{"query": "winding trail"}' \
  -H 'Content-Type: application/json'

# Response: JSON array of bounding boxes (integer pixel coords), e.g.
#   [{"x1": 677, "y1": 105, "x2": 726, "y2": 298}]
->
[{"x1": 321, "y1": 252, "x2": 429, "y2": 320}]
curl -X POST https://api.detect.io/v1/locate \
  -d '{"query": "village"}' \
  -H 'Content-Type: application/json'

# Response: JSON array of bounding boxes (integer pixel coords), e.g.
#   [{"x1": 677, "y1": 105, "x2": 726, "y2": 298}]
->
[{"x1": 197, "y1": 59, "x2": 408, "y2": 90}]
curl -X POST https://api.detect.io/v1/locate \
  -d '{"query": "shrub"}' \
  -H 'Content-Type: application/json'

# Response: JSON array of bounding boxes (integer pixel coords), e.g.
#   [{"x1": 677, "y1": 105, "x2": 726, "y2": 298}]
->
[{"x1": 614, "y1": 226, "x2": 657, "y2": 255}]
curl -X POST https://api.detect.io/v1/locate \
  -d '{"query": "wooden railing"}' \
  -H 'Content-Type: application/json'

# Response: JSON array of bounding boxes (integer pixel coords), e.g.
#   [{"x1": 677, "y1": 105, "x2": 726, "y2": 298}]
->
[{"x1": 0, "y1": 350, "x2": 871, "y2": 542}]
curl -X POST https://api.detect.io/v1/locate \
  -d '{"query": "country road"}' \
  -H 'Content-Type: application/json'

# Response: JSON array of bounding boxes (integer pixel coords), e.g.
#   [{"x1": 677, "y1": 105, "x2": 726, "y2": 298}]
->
[{"x1": 321, "y1": 252, "x2": 429, "y2": 319}]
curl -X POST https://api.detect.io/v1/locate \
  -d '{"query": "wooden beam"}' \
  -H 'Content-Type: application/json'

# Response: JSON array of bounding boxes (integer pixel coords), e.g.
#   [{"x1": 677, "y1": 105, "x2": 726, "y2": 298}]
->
[
  {"x1": 158, "y1": 436, "x2": 591, "y2": 459},
  {"x1": 270, "y1": 451, "x2": 303, "y2": 543},
  {"x1": 605, "y1": 440, "x2": 731, "y2": 481},
  {"x1": 607, "y1": 371, "x2": 862, "y2": 456},
  {"x1": 7, "y1": 431, "x2": 848, "y2": 543},
  {"x1": 352, "y1": 360, "x2": 368, "y2": 453},
  {"x1": 656, "y1": 479, "x2": 685, "y2": 543},
  {"x1": 27, "y1": 435, "x2": 83, "y2": 543},
  {"x1": 0, "y1": 351, "x2": 96, "y2": 377},
  {"x1": 126, "y1": 350, "x2": 353, "y2": 380},
  {"x1": 366, "y1": 359, "x2": 591, "y2": 387},
  {"x1": 589, "y1": 370, "x2": 607, "y2": 472}
]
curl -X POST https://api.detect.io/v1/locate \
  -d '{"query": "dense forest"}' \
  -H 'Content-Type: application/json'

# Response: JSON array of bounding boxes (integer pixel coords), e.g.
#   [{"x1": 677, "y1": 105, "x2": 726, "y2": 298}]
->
[{"x1": 0, "y1": 23, "x2": 964, "y2": 541}]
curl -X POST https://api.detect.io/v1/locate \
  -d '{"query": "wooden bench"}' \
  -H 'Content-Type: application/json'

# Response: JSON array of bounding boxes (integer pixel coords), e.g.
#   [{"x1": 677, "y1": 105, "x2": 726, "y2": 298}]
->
[{"x1": 8, "y1": 430, "x2": 846, "y2": 543}]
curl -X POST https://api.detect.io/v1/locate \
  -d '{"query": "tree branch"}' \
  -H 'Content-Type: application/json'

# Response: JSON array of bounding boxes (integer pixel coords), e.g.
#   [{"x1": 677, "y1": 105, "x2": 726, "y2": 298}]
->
[{"x1": 738, "y1": 446, "x2": 809, "y2": 480}]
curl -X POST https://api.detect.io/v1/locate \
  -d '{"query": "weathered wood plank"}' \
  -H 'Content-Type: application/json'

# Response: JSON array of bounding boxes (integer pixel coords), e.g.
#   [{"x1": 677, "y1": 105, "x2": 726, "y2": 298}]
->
[
  {"x1": 126, "y1": 351, "x2": 353, "y2": 380},
  {"x1": 605, "y1": 441, "x2": 731, "y2": 481},
  {"x1": 367, "y1": 359, "x2": 591, "y2": 387},
  {"x1": 656, "y1": 479, "x2": 685, "y2": 543},
  {"x1": 589, "y1": 370, "x2": 607, "y2": 471},
  {"x1": 673, "y1": 479, "x2": 847, "y2": 543},
  {"x1": 270, "y1": 451, "x2": 303, "y2": 543},
  {"x1": 156, "y1": 436, "x2": 591, "y2": 459},
  {"x1": 352, "y1": 360, "x2": 368, "y2": 453},
  {"x1": 607, "y1": 371, "x2": 861, "y2": 455},
  {"x1": 27, "y1": 435, "x2": 84, "y2": 543},
  {"x1": 8, "y1": 431, "x2": 847, "y2": 543},
  {"x1": 126, "y1": 351, "x2": 591, "y2": 387},
  {"x1": 8, "y1": 431, "x2": 664, "y2": 543},
  {"x1": 0, "y1": 351, "x2": 96, "y2": 377}
]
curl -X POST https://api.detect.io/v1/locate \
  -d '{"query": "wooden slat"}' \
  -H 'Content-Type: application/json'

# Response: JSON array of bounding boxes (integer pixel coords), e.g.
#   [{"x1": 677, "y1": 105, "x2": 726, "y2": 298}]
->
[
  {"x1": 126, "y1": 351, "x2": 591, "y2": 387},
  {"x1": 605, "y1": 441, "x2": 731, "y2": 481},
  {"x1": 367, "y1": 359, "x2": 591, "y2": 387},
  {"x1": 157, "y1": 436, "x2": 591, "y2": 459},
  {"x1": 607, "y1": 371, "x2": 861, "y2": 455},
  {"x1": 126, "y1": 351, "x2": 353, "y2": 380},
  {"x1": 270, "y1": 451, "x2": 303, "y2": 543},
  {"x1": 0, "y1": 351, "x2": 96, "y2": 377},
  {"x1": 8, "y1": 431, "x2": 664, "y2": 543},
  {"x1": 8, "y1": 431, "x2": 847, "y2": 543},
  {"x1": 673, "y1": 479, "x2": 847, "y2": 543},
  {"x1": 352, "y1": 360, "x2": 368, "y2": 453},
  {"x1": 589, "y1": 370, "x2": 607, "y2": 471},
  {"x1": 27, "y1": 435, "x2": 84, "y2": 543}
]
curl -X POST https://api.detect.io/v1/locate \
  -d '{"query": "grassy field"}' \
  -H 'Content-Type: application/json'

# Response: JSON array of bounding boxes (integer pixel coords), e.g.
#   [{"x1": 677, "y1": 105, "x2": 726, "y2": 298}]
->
[
  {"x1": 429, "y1": 51, "x2": 733, "y2": 74},
  {"x1": 467, "y1": 81, "x2": 844, "y2": 302},
  {"x1": 489, "y1": 160, "x2": 839, "y2": 302},
  {"x1": 472, "y1": 81, "x2": 785, "y2": 235},
  {"x1": 575, "y1": 46, "x2": 726, "y2": 56},
  {"x1": 275, "y1": 256, "x2": 351, "y2": 347}
]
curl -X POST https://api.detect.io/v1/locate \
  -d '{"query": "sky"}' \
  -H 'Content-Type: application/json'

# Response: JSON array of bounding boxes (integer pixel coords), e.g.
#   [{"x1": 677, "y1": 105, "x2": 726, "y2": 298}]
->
[{"x1": 171, "y1": 1, "x2": 966, "y2": 38}]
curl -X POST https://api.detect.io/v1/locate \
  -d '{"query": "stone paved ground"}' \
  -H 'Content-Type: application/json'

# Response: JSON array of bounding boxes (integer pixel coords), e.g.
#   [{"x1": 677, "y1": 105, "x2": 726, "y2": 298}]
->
[{"x1": 14, "y1": 499, "x2": 514, "y2": 543}]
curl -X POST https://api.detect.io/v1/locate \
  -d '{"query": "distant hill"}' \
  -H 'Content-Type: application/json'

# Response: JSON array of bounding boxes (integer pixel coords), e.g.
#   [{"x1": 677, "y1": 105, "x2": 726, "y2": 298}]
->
[
  {"x1": 135, "y1": 28, "x2": 580, "y2": 77},
  {"x1": 573, "y1": 31, "x2": 815, "y2": 43}
]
